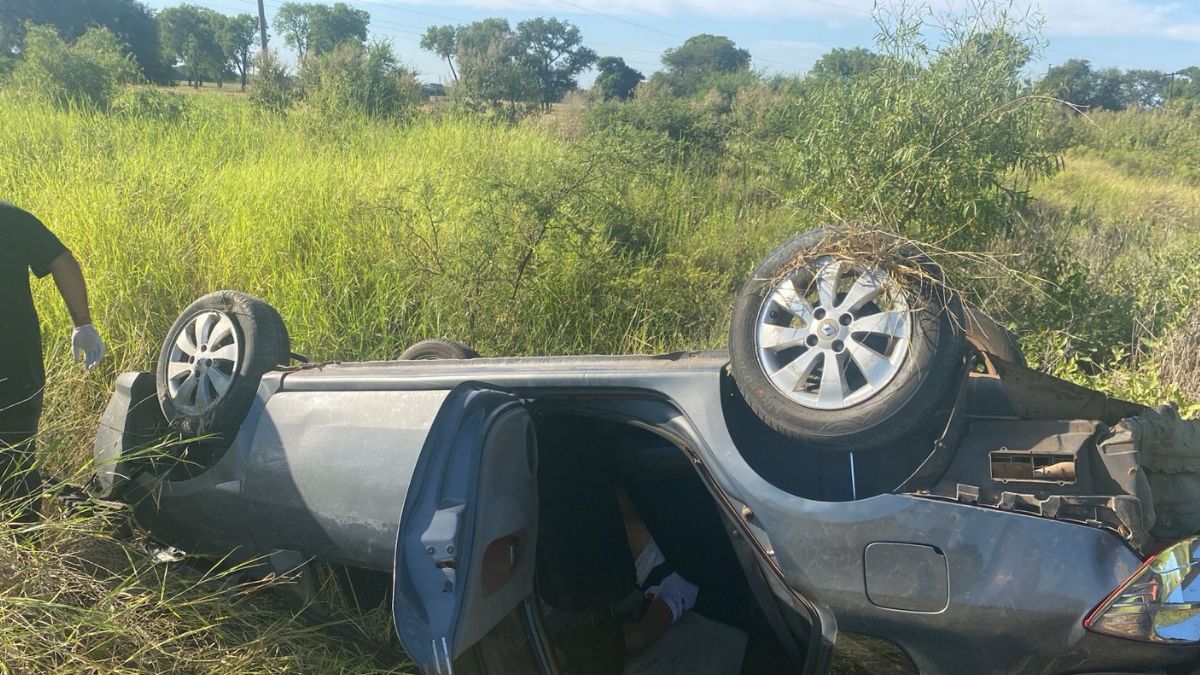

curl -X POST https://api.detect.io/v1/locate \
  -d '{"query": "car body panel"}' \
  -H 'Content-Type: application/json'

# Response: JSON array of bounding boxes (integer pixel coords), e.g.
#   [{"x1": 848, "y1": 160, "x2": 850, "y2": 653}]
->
[{"x1": 242, "y1": 389, "x2": 449, "y2": 570}]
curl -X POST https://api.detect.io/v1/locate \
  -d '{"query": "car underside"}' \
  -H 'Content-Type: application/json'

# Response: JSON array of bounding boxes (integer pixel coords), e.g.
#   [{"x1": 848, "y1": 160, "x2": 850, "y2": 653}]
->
[
  {"x1": 91, "y1": 229, "x2": 1200, "y2": 674},
  {"x1": 94, "y1": 351, "x2": 1200, "y2": 675}
]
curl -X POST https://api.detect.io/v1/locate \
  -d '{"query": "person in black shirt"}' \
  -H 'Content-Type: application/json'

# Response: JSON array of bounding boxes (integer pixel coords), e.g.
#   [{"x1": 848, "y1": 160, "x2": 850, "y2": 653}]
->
[{"x1": 1, "y1": 202, "x2": 104, "y2": 523}]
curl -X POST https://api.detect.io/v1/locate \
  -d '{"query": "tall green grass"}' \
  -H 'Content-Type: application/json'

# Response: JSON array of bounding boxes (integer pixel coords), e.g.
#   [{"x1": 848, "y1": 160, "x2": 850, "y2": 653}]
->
[
  {"x1": 2, "y1": 92, "x2": 1198, "y2": 672},
  {"x1": 0, "y1": 94, "x2": 808, "y2": 467},
  {"x1": 1002, "y1": 109, "x2": 1200, "y2": 410}
]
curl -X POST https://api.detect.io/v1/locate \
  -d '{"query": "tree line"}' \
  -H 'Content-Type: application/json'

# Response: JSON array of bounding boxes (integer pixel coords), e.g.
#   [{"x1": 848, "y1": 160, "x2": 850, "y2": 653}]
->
[{"x1": 1, "y1": 0, "x2": 1199, "y2": 112}]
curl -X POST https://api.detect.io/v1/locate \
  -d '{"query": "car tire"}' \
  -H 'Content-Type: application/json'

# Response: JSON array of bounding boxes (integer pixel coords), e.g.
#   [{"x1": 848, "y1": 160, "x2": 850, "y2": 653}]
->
[
  {"x1": 729, "y1": 229, "x2": 966, "y2": 451},
  {"x1": 156, "y1": 291, "x2": 290, "y2": 442},
  {"x1": 399, "y1": 338, "x2": 480, "y2": 360},
  {"x1": 963, "y1": 305, "x2": 1025, "y2": 368}
]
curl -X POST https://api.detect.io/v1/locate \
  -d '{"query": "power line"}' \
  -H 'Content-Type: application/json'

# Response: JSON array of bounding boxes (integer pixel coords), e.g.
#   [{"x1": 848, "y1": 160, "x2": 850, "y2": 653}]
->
[
  {"x1": 228, "y1": 0, "x2": 428, "y2": 37},
  {"x1": 590, "y1": 41, "x2": 663, "y2": 57},
  {"x1": 551, "y1": 0, "x2": 681, "y2": 39},
  {"x1": 346, "y1": 0, "x2": 459, "y2": 23}
]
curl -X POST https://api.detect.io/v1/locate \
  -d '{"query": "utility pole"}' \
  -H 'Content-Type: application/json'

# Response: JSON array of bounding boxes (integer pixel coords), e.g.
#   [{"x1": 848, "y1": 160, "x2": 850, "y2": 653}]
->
[
  {"x1": 1166, "y1": 71, "x2": 1181, "y2": 106},
  {"x1": 257, "y1": 0, "x2": 268, "y2": 53}
]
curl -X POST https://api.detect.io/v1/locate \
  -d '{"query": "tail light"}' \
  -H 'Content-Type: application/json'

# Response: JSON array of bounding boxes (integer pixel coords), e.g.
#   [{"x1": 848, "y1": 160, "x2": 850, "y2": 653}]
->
[{"x1": 1085, "y1": 536, "x2": 1200, "y2": 643}]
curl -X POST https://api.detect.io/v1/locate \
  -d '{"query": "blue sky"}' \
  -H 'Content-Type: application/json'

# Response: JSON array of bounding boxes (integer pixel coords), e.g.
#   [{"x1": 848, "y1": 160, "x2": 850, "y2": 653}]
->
[{"x1": 145, "y1": 0, "x2": 1200, "y2": 85}]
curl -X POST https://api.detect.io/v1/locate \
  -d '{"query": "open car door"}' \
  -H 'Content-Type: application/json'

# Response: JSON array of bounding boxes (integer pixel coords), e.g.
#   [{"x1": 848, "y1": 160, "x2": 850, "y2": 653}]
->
[{"x1": 393, "y1": 385, "x2": 544, "y2": 675}]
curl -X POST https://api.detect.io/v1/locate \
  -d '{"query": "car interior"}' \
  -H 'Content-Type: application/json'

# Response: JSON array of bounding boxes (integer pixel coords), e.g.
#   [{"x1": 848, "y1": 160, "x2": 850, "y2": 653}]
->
[{"x1": 532, "y1": 411, "x2": 797, "y2": 675}]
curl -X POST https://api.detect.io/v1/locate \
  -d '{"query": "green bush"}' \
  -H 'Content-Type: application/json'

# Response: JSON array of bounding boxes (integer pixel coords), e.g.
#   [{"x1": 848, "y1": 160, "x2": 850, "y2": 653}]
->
[
  {"x1": 111, "y1": 86, "x2": 189, "y2": 122},
  {"x1": 299, "y1": 41, "x2": 422, "y2": 120},
  {"x1": 735, "y1": 5, "x2": 1059, "y2": 247},
  {"x1": 8, "y1": 24, "x2": 139, "y2": 109},
  {"x1": 588, "y1": 79, "x2": 730, "y2": 160},
  {"x1": 249, "y1": 49, "x2": 298, "y2": 114}
]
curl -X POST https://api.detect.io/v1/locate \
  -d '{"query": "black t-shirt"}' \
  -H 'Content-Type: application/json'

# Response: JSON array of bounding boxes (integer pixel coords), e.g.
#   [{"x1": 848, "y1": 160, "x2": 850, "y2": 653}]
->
[{"x1": 0, "y1": 202, "x2": 67, "y2": 407}]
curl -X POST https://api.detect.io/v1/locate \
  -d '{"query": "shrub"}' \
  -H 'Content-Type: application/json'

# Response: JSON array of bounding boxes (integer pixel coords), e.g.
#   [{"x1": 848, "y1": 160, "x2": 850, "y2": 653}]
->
[
  {"x1": 588, "y1": 79, "x2": 730, "y2": 160},
  {"x1": 299, "y1": 41, "x2": 422, "y2": 120},
  {"x1": 249, "y1": 49, "x2": 298, "y2": 114},
  {"x1": 8, "y1": 24, "x2": 139, "y2": 109},
  {"x1": 735, "y1": 3, "x2": 1059, "y2": 247},
  {"x1": 111, "y1": 86, "x2": 189, "y2": 122}
]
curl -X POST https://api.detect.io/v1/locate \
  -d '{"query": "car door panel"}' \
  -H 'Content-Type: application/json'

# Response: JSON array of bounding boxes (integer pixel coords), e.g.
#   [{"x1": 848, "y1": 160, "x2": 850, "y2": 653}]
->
[
  {"x1": 241, "y1": 389, "x2": 450, "y2": 570},
  {"x1": 393, "y1": 385, "x2": 539, "y2": 674}
]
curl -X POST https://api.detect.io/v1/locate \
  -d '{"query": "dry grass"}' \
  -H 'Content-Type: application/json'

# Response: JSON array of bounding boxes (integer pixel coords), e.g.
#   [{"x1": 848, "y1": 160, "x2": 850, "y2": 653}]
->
[{"x1": 1156, "y1": 309, "x2": 1200, "y2": 402}]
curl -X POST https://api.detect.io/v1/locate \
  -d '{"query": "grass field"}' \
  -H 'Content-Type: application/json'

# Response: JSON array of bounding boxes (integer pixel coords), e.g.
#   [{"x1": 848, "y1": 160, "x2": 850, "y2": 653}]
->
[{"x1": 1, "y1": 92, "x2": 1198, "y2": 672}]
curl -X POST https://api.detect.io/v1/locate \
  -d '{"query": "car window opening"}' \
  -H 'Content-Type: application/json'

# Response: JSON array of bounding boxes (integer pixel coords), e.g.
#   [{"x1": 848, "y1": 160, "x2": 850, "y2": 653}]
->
[{"x1": 532, "y1": 412, "x2": 797, "y2": 674}]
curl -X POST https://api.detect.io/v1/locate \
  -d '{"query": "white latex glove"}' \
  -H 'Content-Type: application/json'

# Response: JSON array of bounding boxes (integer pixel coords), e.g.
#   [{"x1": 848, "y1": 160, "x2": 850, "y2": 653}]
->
[{"x1": 71, "y1": 324, "x2": 105, "y2": 368}]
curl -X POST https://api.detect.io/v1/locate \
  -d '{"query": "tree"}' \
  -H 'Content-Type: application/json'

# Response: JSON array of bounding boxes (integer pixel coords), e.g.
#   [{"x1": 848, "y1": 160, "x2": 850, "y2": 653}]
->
[
  {"x1": 594, "y1": 56, "x2": 642, "y2": 101},
  {"x1": 420, "y1": 24, "x2": 457, "y2": 83},
  {"x1": 273, "y1": 2, "x2": 314, "y2": 61},
  {"x1": 514, "y1": 18, "x2": 596, "y2": 110},
  {"x1": 660, "y1": 34, "x2": 750, "y2": 95},
  {"x1": 274, "y1": 2, "x2": 368, "y2": 62},
  {"x1": 1121, "y1": 69, "x2": 1169, "y2": 108},
  {"x1": 157, "y1": 4, "x2": 225, "y2": 87},
  {"x1": 453, "y1": 18, "x2": 533, "y2": 106},
  {"x1": 766, "y1": 5, "x2": 1059, "y2": 246},
  {"x1": 1036, "y1": 59, "x2": 1131, "y2": 111},
  {"x1": 808, "y1": 47, "x2": 880, "y2": 81},
  {"x1": 1091, "y1": 67, "x2": 1125, "y2": 111},
  {"x1": 217, "y1": 13, "x2": 257, "y2": 90},
  {"x1": 1169, "y1": 66, "x2": 1200, "y2": 103},
  {"x1": 1037, "y1": 58, "x2": 1095, "y2": 108},
  {"x1": 0, "y1": 0, "x2": 167, "y2": 82}
]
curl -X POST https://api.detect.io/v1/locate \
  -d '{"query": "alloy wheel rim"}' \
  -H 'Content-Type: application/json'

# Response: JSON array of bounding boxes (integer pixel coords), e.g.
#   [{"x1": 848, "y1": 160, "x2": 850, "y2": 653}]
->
[
  {"x1": 754, "y1": 256, "x2": 913, "y2": 410},
  {"x1": 166, "y1": 311, "x2": 240, "y2": 416}
]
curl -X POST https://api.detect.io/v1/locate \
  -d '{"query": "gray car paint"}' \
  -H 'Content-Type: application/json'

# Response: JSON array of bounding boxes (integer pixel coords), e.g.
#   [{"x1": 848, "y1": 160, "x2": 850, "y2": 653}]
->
[{"x1": 102, "y1": 353, "x2": 1200, "y2": 674}]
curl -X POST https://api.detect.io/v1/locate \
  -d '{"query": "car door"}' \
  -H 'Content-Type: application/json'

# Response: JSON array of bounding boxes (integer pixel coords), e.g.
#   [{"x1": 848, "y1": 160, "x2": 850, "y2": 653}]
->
[{"x1": 393, "y1": 384, "x2": 542, "y2": 675}]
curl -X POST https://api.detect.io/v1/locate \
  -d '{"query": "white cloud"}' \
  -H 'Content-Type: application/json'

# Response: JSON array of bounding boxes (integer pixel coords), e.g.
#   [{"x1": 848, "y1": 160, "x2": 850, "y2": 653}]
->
[
  {"x1": 1029, "y1": 0, "x2": 1200, "y2": 40},
  {"x1": 379, "y1": 0, "x2": 1200, "y2": 40}
]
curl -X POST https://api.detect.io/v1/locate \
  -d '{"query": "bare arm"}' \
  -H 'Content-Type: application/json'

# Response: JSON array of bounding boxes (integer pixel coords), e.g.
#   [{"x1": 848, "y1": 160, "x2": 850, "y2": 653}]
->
[{"x1": 47, "y1": 251, "x2": 92, "y2": 328}]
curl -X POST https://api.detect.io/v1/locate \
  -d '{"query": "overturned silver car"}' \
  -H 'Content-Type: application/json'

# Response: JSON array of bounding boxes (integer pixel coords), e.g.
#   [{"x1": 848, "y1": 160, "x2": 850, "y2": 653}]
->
[{"x1": 93, "y1": 229, "x2": 1200, "y2": 674}]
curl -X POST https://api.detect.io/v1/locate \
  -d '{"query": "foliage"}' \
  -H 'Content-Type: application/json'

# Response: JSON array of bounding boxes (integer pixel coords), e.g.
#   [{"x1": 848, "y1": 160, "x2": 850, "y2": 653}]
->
[
  {"x1": 594, "y1": 56, "x2": 643, "y2": 101},
  {"x1": 452, "y1": 18, "x2": 534, "y2": 108},
  {"x1": 1035, "y1": 59, "x2": 1200, "y2": 111},
  {"x1": 1064, "y1": 107, "x2": 1200, "y2": 183},
  {"x1": 8, "y1": 24, "x2": 139, "y2": 109},
  {"x1": 1171, "y1": 67, "x2": 1200, "y2": 103},
  {"x1": 807, "y1": 47, "x2": 881, "y2": 82},
  {"x1": 156, "y1": 4, "x2": 226, "y2": 87},
  {"x1": 420, "y1": 24, "x2": 458, "y2": 83},
  {"x1": 249, "y1": 50, "x2": 297, "y2": 114},
  {"x1": 111, "y1": 85, "x2": 189, "y2": 121},
  {"x1": 515, "y1": 17, "x2": 596, "y2": 110},
  {"x1": 739, "y1": 3, "x2": 1059, "y2": 246},
  {"x1": 588, "y1": 80, "x2": 730, "y2": 159},
  {"x1": 299, "y1": 41, "x2": 421, "y2": 120},
  {"x1": 217, "y1": 13, "x2": 258, "y2": 90},
  {"x1": 0, "y1": 0, "x2": 167, "y2": 82},
  {"x1": 657, "y1": 34, "x2": 752, "y2": 96},
  {"x1": 274, "y1": 2, "x2": 369, "y2": 62}
]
